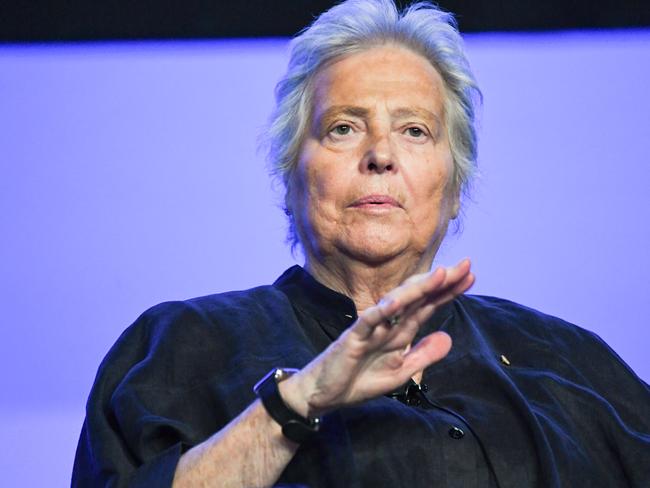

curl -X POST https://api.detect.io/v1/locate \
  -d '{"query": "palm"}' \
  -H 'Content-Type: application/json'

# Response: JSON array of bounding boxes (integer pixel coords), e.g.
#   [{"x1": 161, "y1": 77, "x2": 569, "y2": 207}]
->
[{"x1": 300, "y1": 260, "x2": 473, "y2": 413}]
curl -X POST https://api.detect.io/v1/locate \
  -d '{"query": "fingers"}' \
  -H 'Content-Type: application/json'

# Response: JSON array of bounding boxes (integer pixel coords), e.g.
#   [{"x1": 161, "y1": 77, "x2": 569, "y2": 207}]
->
[
  {"x1": 384, "y1": 266, "x2": 447, "y2": 314},
  {"x1": 412, "y1": 258, "x2": 471, "y2": 305},
  {"x1": 352, "y1": 259, "x2": 473, "y2": 340},
  {"x1": 353, "y1": 269, "x2": 444, "y2": 339},
  {"x1": 424, "y1": 266, "x2": 475, "y2": 312},
  {"x1": 434, "y1": 258, "x2": 471, "y2": 296},
  {"x1": 392, "y1": 259, "x2": 473, "y2": 327},
  {"x1": 401, "y1": 331, "x2": 452, "y2": 374},
  {"x1": 353, "y1": 292, "x2": 405, "y2": 339}
]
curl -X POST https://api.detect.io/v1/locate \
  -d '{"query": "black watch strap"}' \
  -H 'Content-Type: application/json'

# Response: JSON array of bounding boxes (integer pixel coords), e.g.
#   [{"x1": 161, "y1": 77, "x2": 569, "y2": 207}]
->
[{"x1": 253, "y1": 368, "x2": 321, "y2": 443}]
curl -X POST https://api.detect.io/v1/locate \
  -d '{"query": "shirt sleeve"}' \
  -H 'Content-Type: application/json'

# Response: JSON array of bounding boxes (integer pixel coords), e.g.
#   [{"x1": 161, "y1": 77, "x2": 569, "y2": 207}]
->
[
  {"x1": 576, "y1": 328, "x2": 650, "y2": 485},
  {"x1": 71, "y1": 302, "x2": 219, "y2": 488},
  {"x1": 72, "y1": 425, "x2": 183, "y2": 488}
]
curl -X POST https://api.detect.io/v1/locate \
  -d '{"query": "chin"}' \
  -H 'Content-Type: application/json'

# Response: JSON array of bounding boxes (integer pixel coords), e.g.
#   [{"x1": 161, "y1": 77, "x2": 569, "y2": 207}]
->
[{"x1": 337, "y1": 228, "x2": 409, "y2": 264}]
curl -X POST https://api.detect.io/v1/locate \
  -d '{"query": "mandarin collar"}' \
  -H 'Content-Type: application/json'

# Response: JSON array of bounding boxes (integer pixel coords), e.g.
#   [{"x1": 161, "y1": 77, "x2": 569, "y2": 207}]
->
[
  {"x1": 273, "y1": 265, "x2": 455, "y2": 339},
  {"x1": 273, "y1": 265, "x2": 358, "y2": 333}
]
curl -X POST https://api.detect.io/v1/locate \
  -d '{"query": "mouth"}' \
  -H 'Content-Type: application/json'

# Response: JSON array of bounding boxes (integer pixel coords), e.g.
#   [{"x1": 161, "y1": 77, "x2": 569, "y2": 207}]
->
[{"x1": 350, "y1": 194, "x2": 401, "y2": 208}]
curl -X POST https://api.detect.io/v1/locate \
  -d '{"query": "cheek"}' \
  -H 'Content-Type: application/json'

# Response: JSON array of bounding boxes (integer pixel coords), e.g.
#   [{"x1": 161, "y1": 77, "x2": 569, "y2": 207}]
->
[
  {"x1": 291, "y1": 146, "x2": 319, "y2": 205},
  {"x1": 300, "y1": 146, "x2": 348, "y2": 208},
  {"x1": 291, "y1": 148, "x2": 344, "y2": 229},
  {"x1": 410, "y1": 157, "x2": 455, "y2": 222}
]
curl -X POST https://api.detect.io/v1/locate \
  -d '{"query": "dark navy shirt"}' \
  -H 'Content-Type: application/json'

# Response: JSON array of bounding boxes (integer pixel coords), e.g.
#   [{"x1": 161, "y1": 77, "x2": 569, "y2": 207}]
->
[{"x1": 72, "y1": 266, "x2": 650, "y2": 487}]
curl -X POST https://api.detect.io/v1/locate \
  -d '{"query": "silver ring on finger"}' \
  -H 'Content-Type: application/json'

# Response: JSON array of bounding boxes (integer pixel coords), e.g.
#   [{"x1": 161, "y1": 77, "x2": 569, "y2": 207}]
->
[{"x1": 387, "y1": 314, "x2": 401, "y2": 327}]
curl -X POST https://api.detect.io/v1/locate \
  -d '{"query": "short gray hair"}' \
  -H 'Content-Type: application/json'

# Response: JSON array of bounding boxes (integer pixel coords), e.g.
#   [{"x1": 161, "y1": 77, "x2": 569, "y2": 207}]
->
[{"x1": 264, "y1": 0, "x2": 482, "y2": 249}]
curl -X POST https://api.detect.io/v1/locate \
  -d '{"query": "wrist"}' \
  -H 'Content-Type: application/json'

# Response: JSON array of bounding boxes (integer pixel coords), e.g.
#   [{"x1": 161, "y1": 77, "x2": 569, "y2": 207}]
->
[
  {"x1": 277, "y1": 372, "x2": 313, "y2": 418},
  {"x1": 254, "y1": 368, "x2": 321, "y2": 444}
]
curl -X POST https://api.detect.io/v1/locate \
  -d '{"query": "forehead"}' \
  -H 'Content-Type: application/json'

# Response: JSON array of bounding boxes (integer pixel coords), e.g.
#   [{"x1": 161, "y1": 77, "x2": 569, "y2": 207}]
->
[{"x1": 311, "y1": 45, "x2": 446, "y2": 118}]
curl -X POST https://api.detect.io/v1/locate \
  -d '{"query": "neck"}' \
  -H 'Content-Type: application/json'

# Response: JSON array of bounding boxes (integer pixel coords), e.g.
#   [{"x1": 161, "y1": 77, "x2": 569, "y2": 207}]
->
[{"x1": 305, "y1": 251, "x2": 435, "y2": 313}]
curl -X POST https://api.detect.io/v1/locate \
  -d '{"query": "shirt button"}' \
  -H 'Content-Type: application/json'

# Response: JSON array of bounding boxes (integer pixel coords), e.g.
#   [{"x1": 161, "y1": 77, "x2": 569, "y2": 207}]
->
[{"x1": 448, "y1": 426, "x2": 465, "y2": 439}]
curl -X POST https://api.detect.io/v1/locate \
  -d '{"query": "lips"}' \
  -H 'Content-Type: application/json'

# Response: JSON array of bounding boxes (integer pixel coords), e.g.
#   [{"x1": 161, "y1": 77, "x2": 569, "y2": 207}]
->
[{"x1": 350, "y1": 194, "x2": 401, "y2": 208}]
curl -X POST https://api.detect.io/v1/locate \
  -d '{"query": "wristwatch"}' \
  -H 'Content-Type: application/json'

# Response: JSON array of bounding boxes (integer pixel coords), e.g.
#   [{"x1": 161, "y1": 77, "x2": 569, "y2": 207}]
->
[{"x1": 253, "y1": 367, "x2": 321, "y2": 443}]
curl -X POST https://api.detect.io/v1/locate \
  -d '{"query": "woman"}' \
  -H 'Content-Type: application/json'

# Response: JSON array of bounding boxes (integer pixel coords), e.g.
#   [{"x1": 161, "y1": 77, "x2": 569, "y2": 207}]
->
[{"x1": 72, "y1": 1, "x2": 650, "y2": 487}]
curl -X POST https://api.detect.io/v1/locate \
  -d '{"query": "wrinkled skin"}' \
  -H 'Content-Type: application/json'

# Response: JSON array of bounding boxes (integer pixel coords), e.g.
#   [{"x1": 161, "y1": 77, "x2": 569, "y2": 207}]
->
[{"x1": 282, "y1": 46, "x2": 473, "y2": 416}]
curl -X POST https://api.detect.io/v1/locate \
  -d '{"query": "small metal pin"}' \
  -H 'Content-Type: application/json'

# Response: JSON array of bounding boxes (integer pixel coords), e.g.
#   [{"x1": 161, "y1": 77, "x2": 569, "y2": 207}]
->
[
  {"x1": 344, "y1": 314, "x2": 353, "y2": 319},
  {"x1": 500, "y1": 354, "x2": 511, "y2": 366}
]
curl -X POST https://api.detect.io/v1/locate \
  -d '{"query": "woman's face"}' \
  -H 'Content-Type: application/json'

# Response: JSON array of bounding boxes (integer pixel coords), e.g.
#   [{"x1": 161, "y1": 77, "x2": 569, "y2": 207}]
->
[{"x1": 289, "y1": 45, "x2": 459, "y2": 267}]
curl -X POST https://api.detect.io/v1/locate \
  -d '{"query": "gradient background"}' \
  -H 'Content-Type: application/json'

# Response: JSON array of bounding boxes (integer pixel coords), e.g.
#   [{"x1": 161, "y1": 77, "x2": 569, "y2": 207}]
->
[{"x1": 1, "y1": 31, "x2": 648, "y2": 485}]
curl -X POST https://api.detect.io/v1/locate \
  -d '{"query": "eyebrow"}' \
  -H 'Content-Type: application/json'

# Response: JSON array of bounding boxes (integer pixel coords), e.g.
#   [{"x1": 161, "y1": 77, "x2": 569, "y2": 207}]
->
[
  {"x1": 317, "y1": 105, "x2": 370, "y2": 126},
  {"x1": 315, "y1": 104, "x2": 442, "y2": 130},
  {"x1": 392, "y1": 107, "x2": 443, "y2": 140},
  {"x1": 391, "y1": 107, "x2": 442, "y2": 127}
]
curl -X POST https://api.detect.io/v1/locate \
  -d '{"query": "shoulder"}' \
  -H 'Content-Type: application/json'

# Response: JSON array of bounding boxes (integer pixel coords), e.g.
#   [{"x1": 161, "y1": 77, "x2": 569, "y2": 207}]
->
[
  {"x1": 457, "y1": 293, "x2": 567, "y2": 325},
  {"x1": 457, "y1": 295, "x2": 615, "y2": 356},
  {"x1": 455, "y1": 293, "x2": 593, "y2": 343},
  {"x1": 125, "y1": 284, "x2": 289, "y2": 339},
  {"x1": 143, "y1": 284, "x2": 288, "y2": 322},
  {"x1": 453, "y1": 294, "x2": 645, "y2": 386},
  {"x1": 96, "y1": 284, "x2": 293, "y2": 384}
]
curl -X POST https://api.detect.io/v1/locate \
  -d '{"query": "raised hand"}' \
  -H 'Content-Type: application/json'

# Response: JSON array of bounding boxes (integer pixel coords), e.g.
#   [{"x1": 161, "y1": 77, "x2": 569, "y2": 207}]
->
[{"x1": 282, "y1": 259, "x2": 474, "y2": 417}]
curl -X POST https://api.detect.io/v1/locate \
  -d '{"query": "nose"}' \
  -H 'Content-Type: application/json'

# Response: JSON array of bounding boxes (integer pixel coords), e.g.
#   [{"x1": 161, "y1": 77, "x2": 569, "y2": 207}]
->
[{"x1": 362, "y1": 133, "x2": 397, "y2": 174}]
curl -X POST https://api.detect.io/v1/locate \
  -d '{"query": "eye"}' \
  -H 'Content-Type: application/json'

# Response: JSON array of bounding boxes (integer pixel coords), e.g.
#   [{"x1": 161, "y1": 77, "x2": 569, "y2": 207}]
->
[
  {"x1": 331, "y1": 124, "x2": 352, "y2": 136},
  {"x1": 406, "y1": 126, "x2": 425, "y2": 138}
]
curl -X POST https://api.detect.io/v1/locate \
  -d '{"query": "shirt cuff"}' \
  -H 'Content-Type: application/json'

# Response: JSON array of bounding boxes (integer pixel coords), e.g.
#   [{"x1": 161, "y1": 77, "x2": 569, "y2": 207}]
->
[{"x1": 128, "y1": 442, "x2": 183, "y2": 488}]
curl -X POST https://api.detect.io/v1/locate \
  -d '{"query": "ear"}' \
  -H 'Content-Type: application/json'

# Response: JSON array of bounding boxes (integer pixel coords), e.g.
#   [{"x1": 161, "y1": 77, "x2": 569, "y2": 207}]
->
[
  {"x1": 449, "y1": 184, "x2": 461, "y2": 220},
  {"x1": 284, "y1": 183, "x2": 293, "y2": 216},
  {"x1": 451, "y1": 199, "x2": 460, "y2": 219}
]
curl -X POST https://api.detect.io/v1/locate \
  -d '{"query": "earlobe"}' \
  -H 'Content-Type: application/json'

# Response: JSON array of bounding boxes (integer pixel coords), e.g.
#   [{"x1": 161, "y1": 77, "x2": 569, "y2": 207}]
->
[
  {"x1": 284, "y1": 188, "x2": 293, "y2": 216},
  {"x1": 449, "y1": 187, "x2": 461, "y2": 219},
  {"x1": 451, "y1": 199, "x2": 460, "y2": 219}
]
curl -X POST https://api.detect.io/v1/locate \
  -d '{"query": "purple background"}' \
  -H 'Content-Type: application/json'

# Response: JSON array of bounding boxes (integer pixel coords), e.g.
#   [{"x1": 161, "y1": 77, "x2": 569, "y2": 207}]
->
[{"x1": 1, "y1": 32, "x2": 648, "y2": 485}]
